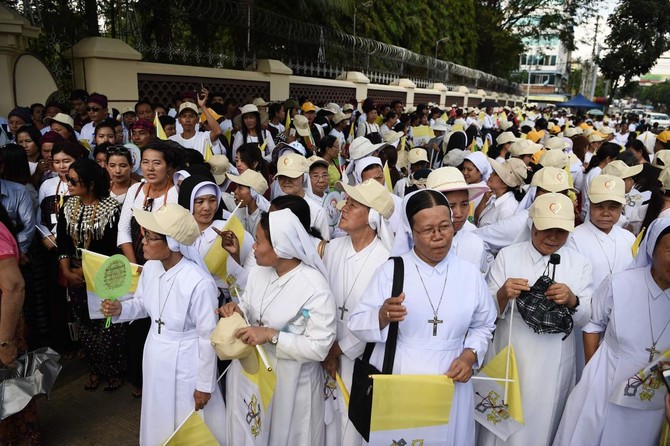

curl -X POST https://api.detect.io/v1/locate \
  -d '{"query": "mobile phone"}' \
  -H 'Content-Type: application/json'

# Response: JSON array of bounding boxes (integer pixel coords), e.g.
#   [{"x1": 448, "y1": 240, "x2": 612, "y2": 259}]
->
[
  {"x1": 663, "y1": 368, "x2": 670, "y2": 393},
  {"x1": 289, "y1": 128, "x2": 296, "y2": 137}
]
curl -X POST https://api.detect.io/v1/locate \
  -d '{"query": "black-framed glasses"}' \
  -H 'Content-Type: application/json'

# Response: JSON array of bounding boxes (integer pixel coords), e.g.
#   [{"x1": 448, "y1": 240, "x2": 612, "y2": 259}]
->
[
  {"x1": 87, "y1": 106, "x2": 101, "y2": 112},
  {"x1": 65, "y1": 175, "x2": 80, "y2": 186},
  {"x1": 106, "y1": 145, "x2": 130, "y2": 155}
]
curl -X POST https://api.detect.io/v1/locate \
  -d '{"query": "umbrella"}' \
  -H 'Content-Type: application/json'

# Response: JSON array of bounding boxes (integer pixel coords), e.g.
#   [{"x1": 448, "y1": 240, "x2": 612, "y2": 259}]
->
[
  {"x1": 0, "y1": 348, "x2": 62, "y2": 419},
  {"x1": 479, "y1": 99, "x2": 501, "y2": 108},
  {"x1": 587, "y1": 109, "x2": 604, "y2": 116}
]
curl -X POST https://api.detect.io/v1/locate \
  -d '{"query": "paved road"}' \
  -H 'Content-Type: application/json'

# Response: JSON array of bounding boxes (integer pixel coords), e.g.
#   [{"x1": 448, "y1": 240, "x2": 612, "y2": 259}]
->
[{"x1": 36, "y1": 358, "x2": 141, "y2": 445}]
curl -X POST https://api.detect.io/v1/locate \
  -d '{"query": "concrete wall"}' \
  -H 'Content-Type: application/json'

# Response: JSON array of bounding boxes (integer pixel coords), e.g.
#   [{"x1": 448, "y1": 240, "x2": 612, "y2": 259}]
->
[{"x1": 69, "y1": 37, "x2": 517, "y2": 112}]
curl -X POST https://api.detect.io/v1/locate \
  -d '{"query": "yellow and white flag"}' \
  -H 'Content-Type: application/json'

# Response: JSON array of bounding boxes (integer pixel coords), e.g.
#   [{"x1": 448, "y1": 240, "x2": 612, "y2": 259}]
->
[
  {"x1": 632, "y1": 227, "x2": 646, "y2": 257},
  {"x1": 204, "y1": 212, "x2": 246, "y2": 284},
  {"x1": 369, "y1": 375, "x2": 454, "y2": 445},
  {"x1": 472, "y1": 345, "x2": 524, "y2": 441},
  {"x1": 481, "y1": 138, "x2": 490, "y2": 156},
  {"x1": 203, "y1": 138, "x2": 214, "y2": 161},
  {"x1": 163, "y1": 412, "x2": 218, "y2": 446},
  {"x1": 155, "y1": 114, "x2": 168, "y2": 140},
  {"x1": 82, "y1": 249, "x2": 141, "y2": 320},
  {"x1": 383, "y1": 161, "x2": 393, "y2": 193},
  {"x1": 230, "y1": 348, "x2": 277, "y2": 444}
]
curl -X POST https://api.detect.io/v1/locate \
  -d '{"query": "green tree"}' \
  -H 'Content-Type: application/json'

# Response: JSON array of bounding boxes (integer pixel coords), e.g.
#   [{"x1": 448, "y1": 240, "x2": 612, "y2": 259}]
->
[
  {"x1": 638, "y1": 81, "x2": 670, "y2": 112},
  {"x1": 598, "y1": 0, "x2": 670, "y2": 104}
]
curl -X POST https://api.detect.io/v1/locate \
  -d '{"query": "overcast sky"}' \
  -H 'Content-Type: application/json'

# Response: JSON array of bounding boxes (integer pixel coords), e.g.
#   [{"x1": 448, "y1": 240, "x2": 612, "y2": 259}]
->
[{"x1": 571, "y1": 0, "x2": 618, "y2": 62}]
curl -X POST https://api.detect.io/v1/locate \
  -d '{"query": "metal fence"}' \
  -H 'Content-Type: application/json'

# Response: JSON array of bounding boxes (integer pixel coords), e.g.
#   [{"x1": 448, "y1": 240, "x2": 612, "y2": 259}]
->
[{"x1": 12, "y1": 0, "x2": 519, "y2": 94}]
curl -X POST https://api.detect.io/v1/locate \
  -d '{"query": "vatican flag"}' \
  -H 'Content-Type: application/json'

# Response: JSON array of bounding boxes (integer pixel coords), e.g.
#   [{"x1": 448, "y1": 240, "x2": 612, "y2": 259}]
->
[
  {"x1": 369, "y1": 375, "x2": 454, "y2": 445},
  {"x1": 229, "y1": 348, "x2": 277, "y2": 445},
  {"x1": 632, "y1": 227, "x2": 646, "y2": 257},
  {"x1": 383, "y1": 161, "x2": 393, "y2": 193},
  {"x1": 154, "y1": 114, "x2": 168, "y2": 140},
  {"x1": 472, "y1": 345, "x2": 524, "y2": 440},
  {"x1": 163, "y1": 412, "x2": 218, "y2": 446},
  {"x1": 204, "y1": 206, "x2": 246, "y2": 285}
]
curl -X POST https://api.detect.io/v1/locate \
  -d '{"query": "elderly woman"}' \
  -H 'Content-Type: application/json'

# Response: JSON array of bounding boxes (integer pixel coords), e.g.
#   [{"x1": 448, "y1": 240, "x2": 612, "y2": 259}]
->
[
  {"x1": 321, "y1": 179, "x2": 395, "y2": 446},
  {"x1": 103, "y1": 204, "x2": 226, "y2": 445},
  {"x1": 554, "y1": 218, "x2": 670, "y2": 446},
  {"x1": 479, "y1": 193, "x2": 593, "y2": 446},
  {"x1": 475, "y1": 158, "x2": 527, "y2": 228},
  {"x1": 177, "y1": 174, "x2": 253, "y2": 302},
  {"x1": 220, "y1": 209, "x2": 336, "y2": 445},
  {"x1": 348, "y1": 189, "x2": 497, "y2": 445}
]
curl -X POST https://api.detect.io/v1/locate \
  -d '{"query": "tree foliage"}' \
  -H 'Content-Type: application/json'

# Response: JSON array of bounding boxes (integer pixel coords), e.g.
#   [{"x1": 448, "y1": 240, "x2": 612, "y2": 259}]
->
[
  {"x1": 638, "y1": 81, "x2": 670, "y2": 112},
  {"x1": 598, "y1": 0, "x2": 670, "y2": 101}
]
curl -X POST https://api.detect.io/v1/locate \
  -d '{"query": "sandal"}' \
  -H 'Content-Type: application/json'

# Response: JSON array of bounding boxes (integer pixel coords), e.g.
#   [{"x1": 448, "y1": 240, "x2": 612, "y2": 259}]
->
[
  {"x1": 132, "y1": 386, "x2": 142, "y2": 399},
  {"x1": 84, "y1": 374, "x2": 100, "y2": 391},
  {"x1": 104, "y1": 378, "x2": 123, "y2": 392},
  {"x1": 76, "y1": 348, "x2": 86, "y2": 360}
]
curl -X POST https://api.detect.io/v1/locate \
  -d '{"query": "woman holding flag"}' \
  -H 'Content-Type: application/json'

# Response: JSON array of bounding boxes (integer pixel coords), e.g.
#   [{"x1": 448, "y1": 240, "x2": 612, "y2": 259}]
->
[
  {"x1": 219, "y1": 209, "x2": 336, "y2": 445},
  {"x1": 56, "y1": 158, "x2": 126, "y2": 392},
  {"x1": 177, "y1": 174, "x2": 253, "y2": 303}
]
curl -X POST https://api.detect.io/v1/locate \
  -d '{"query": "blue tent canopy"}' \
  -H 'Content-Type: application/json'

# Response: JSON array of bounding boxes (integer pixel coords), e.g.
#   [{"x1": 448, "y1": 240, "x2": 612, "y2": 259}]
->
[{"x1": 555, "y1": 93, "x2": 602, "y2": 109}]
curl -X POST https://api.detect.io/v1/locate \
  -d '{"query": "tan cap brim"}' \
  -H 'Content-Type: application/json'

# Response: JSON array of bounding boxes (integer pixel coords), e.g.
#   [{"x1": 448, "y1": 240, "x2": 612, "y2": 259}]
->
[
  {"x1": 532, "y1": 217, "x2": 574, "y2": 232},
  {"x1": 588, "y1": 193, "x2": 626, "y2": 205}
]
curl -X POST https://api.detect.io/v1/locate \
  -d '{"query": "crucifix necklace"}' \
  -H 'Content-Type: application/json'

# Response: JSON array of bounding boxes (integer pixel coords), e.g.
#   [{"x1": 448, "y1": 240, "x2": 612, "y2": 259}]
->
[
  {"x1": 155, "y1": 275, "x2": 177, "y2": 334},
  {"x1": 591, "y1": 226, "x2": 617, "y2": 275},
  {"x1": 338, "y1": 245, "x2": 374, "y2": 320},
  {"x1": 645, "y1": 291, "x2": 670, "y2": 362},
  {"x1": 415, "y1": 264, "x2": 449, "y2": 336},
  {"x1": 256, "y1": 272, "x2": 296, "y2": 327}
]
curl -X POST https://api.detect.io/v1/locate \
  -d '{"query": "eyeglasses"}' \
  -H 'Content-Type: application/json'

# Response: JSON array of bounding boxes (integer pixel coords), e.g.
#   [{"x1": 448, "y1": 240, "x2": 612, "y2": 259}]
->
[
  {"x1": 65, "y1": 175, "x2": 81, "y2": 186},
  {"x1": 412, "y1": 223, "x2": 453, "y2": 238},
  {"x1": 106, "y1": 145, "x2": 130, "y2": 155},
  {"x1": 87, "y1": 106, "x2": 101, "y2": 112},
  {"x1": 142, "y1": 233, "x2": 165, "y2": 244}
]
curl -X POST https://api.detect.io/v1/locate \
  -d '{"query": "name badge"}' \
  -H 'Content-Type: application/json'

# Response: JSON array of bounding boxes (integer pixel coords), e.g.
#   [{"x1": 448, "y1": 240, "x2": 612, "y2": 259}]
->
[{"x1": 50, "y1": 213, "x2": 58, "y2": 225}]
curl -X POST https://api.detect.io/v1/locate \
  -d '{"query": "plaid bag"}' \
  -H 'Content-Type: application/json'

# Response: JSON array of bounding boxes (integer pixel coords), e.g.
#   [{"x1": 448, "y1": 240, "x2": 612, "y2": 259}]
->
[{"x1": 515, "y1": 275, "x2": 576, "y2": 340}]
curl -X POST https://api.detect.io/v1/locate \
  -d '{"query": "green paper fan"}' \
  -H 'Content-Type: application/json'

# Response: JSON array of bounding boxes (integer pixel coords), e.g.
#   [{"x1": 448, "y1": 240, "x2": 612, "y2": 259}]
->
[{"x1": 94, "y1": 254, "x2": 132, "y2": 300}]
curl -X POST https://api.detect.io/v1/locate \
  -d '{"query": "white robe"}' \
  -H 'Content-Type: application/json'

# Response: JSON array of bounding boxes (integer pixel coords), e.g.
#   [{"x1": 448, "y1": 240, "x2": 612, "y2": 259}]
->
[
  {"x1": 169, "y1": 131, "x2": 223, "y2": 157},
  {"x1": 566, "y1": 220, "x2": 635, "y2": 381},
  {"x1": 478, "y1": 192, "x2": 518, "y2": 228},
  {"x1": 322, "y1": 236, "x2": 390, "y2": 446},
  {"x1": 553, "y1": 268, "x2": 670, "y2": 446},
  {"x1": 452, "y1": 229, "x2": 491, "y2": 275},
  {"x1": 479, "y1": 242, "x2": 593, "y2": 446},
  {"x1": 116, "y1": 257, "x2": 226, "y2": 446},
  {"x1": 348, "y1": 250, "x2": 497, "y2": 446},
  {"x1": 226, "y1": 263, "x2": 337, "y2": 446},
  {"x1": 193, "y1": 219, "x2": 254, "y2": 299}
]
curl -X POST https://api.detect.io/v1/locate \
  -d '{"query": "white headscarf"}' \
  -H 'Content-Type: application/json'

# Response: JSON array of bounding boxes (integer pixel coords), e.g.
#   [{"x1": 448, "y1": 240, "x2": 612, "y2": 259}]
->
[
  {"x1": 390, "y1": 190, "x2": 422, "y2": 256},
  {"x1": 190, "y1": 182, "x2": 221, "y2": 213},
  {"x1": 167, "y1": 236, "x2": 208, "y2": 273},
  {"x1": 269, "y1": 209, "x2": 327, "y2": 277},
  {"x1": 630, "y1": 218, "x2": 670, "y2": 269},
  {"x1": 465, "y1": 152, "x2": 492, "y2": 181},
  {"x1": 368, "y1": 207, "x2": 394, "y2": 251},
  {"x1": 354, "y1": 156, "x2": 382, "y2": 184}
]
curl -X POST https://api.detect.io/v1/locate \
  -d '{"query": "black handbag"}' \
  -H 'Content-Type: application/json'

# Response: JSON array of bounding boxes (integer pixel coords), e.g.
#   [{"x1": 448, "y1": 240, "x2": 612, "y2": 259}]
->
[{"x1": 348, "y1": 256, "x2": 403, "y2": 441}]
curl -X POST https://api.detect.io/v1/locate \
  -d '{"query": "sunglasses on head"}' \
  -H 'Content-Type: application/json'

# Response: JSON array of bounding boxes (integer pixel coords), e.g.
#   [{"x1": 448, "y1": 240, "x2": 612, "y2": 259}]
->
[
  {"x1": 106, "y1": 145, "x2": 130, "y2": 155},
  {"x1": 87, "y1": 106, "x2": 101, "y2": 112},
  {"x1": 65, "y1": 175, "x2": 81, "y2": 186}
]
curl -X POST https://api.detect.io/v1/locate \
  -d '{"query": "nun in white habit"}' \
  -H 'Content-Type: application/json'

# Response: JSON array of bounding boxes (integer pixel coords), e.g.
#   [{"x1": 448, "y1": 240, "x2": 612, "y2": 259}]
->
[
  {"x1": 348, "y1": 189, "x2": 497, "y2": 446},
  {"x1": 479, "y1": 193, "x2": 592, "y2": 446},
  {"x1": 102, "y1": 204, "x2": 226, "y2": 445},
  {"x1": 321, "y1": 179, "x2": 395, "y2": 446},
  {"x1": 220, "y1": 209, "x2": 336, "y2": 446},
  {"x1": 554, "y1": 218, "x2": 670, "y2": 446},
  {"x1": 178, "y1": 175, "x2": 254, "y2": 301}
]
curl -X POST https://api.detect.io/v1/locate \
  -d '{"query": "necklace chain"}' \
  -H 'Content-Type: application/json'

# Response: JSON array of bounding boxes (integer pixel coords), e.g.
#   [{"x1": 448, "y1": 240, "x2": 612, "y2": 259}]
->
[
  {"x1": 415, "y1": 264, "x2": 449, "y2": 336},
  {"x1": 646, "y1": 290, "x2": 670, "y2": 362},
  {"x1": 590, "y1": 225, "x2": 616, "y2": 275},
  {"x1": 257, "y1": 272, "x2": 297, "y2": 326},
  {"x1": 156, "y1": 274, "x2": 178, "y2": 334},
  {"x1": 339, "y1": 242, "x2": 375, "y2": 319}
]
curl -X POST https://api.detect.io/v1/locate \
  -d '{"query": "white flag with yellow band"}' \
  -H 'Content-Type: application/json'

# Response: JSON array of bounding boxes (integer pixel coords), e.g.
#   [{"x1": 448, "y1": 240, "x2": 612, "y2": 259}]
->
[
  {"x1": 369, "y1": 374, "x2": 454, "y2": 445},
  {"x1": 82, "y1": 249, "x2": 141, "y2": 322},
  {"x1": 204, "y1": 211, "x2": 246, "y2": 286}
]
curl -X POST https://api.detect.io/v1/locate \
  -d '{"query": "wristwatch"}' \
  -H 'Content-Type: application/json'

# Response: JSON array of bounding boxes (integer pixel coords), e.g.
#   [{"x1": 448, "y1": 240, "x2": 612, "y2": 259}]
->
[
  {"x1": 270, "y1": 333, "x2": 279, "y2": 345},
  {"x1": 467, "y1": 348, "x2": 478, "y2": 361}
]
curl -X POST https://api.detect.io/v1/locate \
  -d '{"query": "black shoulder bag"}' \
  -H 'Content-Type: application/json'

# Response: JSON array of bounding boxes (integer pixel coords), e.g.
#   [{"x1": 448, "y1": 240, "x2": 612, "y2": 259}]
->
[{"x1": 348, "y1": 256, "x2": 404, "y2": 441}]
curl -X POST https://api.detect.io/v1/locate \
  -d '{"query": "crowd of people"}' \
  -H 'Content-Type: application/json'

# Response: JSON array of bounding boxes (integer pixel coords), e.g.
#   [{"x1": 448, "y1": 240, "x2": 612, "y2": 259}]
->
[{"x1": 1, "y1": 86, "x2": 670, "y2": 445}]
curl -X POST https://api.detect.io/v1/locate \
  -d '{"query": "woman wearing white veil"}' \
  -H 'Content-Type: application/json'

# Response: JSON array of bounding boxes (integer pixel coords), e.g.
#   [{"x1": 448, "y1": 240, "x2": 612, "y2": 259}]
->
[
  {"x1": 220, "y1": 209, "x2": 336, "y2": 446},
  {"x1": 554, "y1": 218, "x2": 670, "y2": 446}
]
